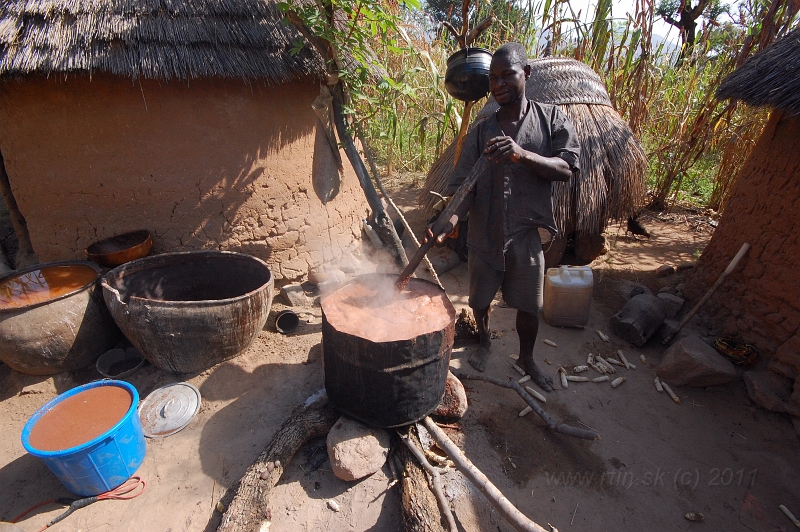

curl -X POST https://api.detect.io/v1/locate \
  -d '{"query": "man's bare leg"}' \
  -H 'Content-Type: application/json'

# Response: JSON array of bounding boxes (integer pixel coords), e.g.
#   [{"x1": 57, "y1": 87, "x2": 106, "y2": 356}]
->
[
  {"x1": 515, "y1": 310, "x2": 553, "y2": 391},
  {"x1": 468, "y1": 306, "x2": 491, "y2": 371}
]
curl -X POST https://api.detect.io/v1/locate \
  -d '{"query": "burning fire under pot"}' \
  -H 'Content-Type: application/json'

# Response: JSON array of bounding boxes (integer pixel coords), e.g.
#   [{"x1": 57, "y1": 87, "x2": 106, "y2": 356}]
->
[{"x1": 320, "y1": 273, "x2": 456, "y2": 428}]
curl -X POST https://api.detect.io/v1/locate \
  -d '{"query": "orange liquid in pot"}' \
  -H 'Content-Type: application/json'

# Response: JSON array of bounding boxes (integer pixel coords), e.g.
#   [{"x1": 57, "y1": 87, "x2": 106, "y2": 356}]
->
[{"x1": 0, "y1": 265, "x2": 97, "y2": 309}]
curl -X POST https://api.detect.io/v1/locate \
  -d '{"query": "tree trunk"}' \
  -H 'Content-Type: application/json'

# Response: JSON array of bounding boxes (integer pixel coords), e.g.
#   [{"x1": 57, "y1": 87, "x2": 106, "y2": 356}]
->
[
  {"x1": 679, "y1": 9, "x2": 697, "y2": 53},
  {"x1": 216, "y1": 405, "x2": 339, "y2": 532},
  {"x1": 0, "y1": 148, "x2": 37, "y2": 268}
]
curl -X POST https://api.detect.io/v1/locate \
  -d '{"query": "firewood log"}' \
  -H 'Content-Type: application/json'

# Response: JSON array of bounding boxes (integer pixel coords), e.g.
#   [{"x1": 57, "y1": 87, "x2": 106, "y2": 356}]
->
[
  {"x1": 216, "y1": 405, "x2": 339, "y2": 532},
  {"x1": 395, "y1": 428, "x2": 448, "y2": 532}
]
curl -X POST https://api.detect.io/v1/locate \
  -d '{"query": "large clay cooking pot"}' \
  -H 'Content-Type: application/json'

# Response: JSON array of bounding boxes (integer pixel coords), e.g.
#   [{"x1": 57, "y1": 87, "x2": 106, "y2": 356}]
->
[
  {"x1": 0, "y1": 261, "x2": 120, "y2": 375},
  {"x1": 101, "y1": 251, "x2": 273, "y2": 373},
  {"x1": 445, "y1": 47, "x2": 493, "y2": 102},
  {"x1": 321, "y1": 274, "x2": 455, "y2": 427}
]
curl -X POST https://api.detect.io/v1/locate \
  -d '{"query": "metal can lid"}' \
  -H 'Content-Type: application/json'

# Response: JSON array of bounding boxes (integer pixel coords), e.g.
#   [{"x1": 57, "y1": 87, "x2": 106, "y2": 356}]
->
[{"x1": 138, "y1": 382, "x2": 201, "y2": 438}]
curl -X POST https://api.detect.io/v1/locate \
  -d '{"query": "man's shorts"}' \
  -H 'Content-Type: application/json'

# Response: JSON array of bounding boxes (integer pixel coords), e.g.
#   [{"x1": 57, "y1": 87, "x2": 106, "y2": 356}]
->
[{"x1": 468, "y1": 229, "x2": 544, "y2": 314}]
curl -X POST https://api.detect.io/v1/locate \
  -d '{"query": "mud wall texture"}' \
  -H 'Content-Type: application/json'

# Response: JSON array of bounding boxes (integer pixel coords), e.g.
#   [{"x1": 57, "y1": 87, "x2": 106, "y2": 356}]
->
[
  {"x1": 685, "y1": 111, "x2": 800, "y2": 417},
  {"x1": 0, "y1": 75, "x2": 366, "y2": 281}
]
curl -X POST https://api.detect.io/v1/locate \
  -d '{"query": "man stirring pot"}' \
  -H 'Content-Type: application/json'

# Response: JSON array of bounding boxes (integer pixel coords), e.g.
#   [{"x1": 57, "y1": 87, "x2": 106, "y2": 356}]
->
[{"x1": 426, "y1": 42, "x2": 580, "y2": 392}]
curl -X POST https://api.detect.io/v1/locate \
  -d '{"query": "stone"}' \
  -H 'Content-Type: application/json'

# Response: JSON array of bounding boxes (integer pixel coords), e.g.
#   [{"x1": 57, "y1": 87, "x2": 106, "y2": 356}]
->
[
  {"x1": 657, "y1": 334, "x2": 738, "y2": 387},
  {"x1": 629, "y1": 285, "x2": 651, "y2": 299},
  {"x1": 770, "y1": 335, "x2": 800, "y2": 381},
  {"x1": 792, "y1": 416, "x2": 800, "y2": 440},
  {"x1": 327, "y1": 416, "x2": 390, "y2": 482},
  {"x1": 280, "y1": 283, "x2": 310, "y2": 307},
  {"x1": 658, "y1": 285, "x2": 678, "y2": 296},
  {"x1": 433, "y1": 371, "x2": 468, "y2": 419},
  {"x1": 657, "y1": 293, "x2": 685, "y2": 318},
  {"x1": 674, "y1": 283, "x2": 685, "y2": 298},
  {"x1": 613, "y1": 280, "x2": 652, "y2": 301},
  {"x1": 429, "y1": 249, "x2": 463, "y2": 276},
  {"x1": 743, "y1": 370, "x2": 793, "y2": 412},
  {"x1": 609, "y1": 293, "x2": 665, "y2": 346},
  {"x1": 656, "y1": 265, "x2": 675, "y2": 277},
  {"x1": 676, "y1": 261, "x2": 696, "y2": 272}
]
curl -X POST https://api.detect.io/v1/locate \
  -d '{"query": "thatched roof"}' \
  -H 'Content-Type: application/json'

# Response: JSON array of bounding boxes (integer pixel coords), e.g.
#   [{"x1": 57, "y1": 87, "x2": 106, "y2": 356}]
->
[
  {"x1": 717, "y1": 28, "x2": 800, "y2": 115},
  {"x1": 420, "y1": 57, "x2": 648, "y2": 236},
  {"x1": 0, "y1": 0, "x2": 327, "y2": 82}
]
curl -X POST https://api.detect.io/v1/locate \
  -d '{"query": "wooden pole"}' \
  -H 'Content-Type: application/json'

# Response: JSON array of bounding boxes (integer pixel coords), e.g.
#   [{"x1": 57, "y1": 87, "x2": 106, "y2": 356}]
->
[
  {"x1": 454, "y1": 373, "x2": 599, "y2": 440},
  {"x1": 397, "y1": 155, "x2": 489, "y2": 289},
  {"x1": 453, "y1": 100, "x2": 476, "y2": 167},
  {"x1": 284, "y1": 13, "x2": 408, "y2": 267},
  {"x1": 0, "y1": 148, "x2": 37, "y2": 268},
  {"x1": 662, "y1": 242, "x2": 750, "y2": 344},
  {"x1": 328, "y1": 84, "x2": 409, "y2": 267},
  {"x1": 422, "y1": 417, "x2": 551, "y2": 532}
]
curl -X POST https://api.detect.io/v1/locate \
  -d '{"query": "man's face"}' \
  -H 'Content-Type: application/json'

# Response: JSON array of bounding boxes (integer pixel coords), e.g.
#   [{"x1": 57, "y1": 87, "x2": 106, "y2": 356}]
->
[{"x1": 489, "y1": 55, "x2": 528, "y2": 107}]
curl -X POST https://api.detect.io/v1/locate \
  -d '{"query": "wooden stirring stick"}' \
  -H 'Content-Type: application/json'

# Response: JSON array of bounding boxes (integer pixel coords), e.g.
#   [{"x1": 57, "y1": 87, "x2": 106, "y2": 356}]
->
[{"x1": 396, "y1": 154, "x2": 489, "y2": 290}]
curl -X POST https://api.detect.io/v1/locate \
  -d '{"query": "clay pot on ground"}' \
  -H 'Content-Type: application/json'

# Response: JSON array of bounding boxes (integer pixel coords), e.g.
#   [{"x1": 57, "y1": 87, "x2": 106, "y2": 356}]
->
[{"x1": 0, "y1": 261, "x2": 120, "y2": 375}]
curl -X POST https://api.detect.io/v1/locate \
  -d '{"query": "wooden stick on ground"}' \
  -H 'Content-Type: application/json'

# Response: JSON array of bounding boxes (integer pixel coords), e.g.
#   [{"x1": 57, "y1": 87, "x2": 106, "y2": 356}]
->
[
  {"x1": 453, "y1": 372, "x2": 599, "y2": 440},
  {"x1": 395, "y1": 430, "x2": 447, "y2": 532},
  {"x1": 399, "y1": 431, "x2": 457, "y2": 532},
  {"x1": 216, "y1": 405, "x2": 339, "y2": 532},
  {"x1": 422, "y1": 417, "x2": 551, "y2": 532}
]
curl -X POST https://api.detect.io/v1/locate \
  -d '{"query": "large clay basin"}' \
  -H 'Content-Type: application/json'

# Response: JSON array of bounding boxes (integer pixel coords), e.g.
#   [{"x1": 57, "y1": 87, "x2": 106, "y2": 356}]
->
[
  {"x1": 0, "y1": 261, "x2": 120, "y2": 375},
  {"x1": 101, "y1": 251, "x2": 274, "y2": 373}
]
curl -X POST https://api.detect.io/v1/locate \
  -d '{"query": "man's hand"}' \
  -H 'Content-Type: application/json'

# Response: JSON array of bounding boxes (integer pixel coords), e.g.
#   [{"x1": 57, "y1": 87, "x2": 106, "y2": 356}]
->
[
  {"x1": 424, "y1": 214, "x2": 459, "y2": 244},
  {"x1": 485, "y1": 136, "x2": 525, "y2": 163}
]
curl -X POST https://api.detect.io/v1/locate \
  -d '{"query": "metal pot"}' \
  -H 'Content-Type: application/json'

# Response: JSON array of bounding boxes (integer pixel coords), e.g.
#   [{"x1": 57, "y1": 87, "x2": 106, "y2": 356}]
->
[
  {"x1": 444, "y1": 47, "x2": 493, "y2": 102},
  {"x1": 321, "y1": 274, "x2": 455, "y2": 428}
]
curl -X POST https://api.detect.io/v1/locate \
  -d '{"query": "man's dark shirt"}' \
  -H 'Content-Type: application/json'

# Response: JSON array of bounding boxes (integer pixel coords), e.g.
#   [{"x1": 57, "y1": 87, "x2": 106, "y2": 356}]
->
[{"x1": 448, "y1": 100, "x2": 580, "y2": 271}]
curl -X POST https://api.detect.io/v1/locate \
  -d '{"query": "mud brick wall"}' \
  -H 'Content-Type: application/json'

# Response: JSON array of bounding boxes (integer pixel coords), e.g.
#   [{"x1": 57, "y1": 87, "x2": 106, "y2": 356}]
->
[
  {"x1": 0, "y1": 75, "x2": 366, "y2": 281},
  {"x1": 685, "y1": 111, "x2": 800, "y2": 417}
]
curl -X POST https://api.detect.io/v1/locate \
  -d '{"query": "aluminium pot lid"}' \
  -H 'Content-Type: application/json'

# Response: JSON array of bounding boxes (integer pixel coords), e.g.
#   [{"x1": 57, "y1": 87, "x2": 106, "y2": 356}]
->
[{"x1": 138, "y1": 382, "x2": 201, "y2": 438}]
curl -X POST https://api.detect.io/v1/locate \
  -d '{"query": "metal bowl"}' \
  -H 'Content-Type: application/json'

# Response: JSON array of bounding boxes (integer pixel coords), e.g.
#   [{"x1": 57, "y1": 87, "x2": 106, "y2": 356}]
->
[
  {"x1": 445, "y1": 47, "x2": 493, "y2": 102},
  {"x1": 86, "y1": 230, "x2": 153, "y2": 268}
]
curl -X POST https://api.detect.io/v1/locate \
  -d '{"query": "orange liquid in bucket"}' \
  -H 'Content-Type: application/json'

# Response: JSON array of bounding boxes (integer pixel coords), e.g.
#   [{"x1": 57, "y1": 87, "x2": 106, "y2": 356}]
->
[
  {"x1": 27, "y1": 386, "x2": 132, "y2": 451},
  {"x1": 0, "y1": 265, "x2": 97, "y2": 309}
]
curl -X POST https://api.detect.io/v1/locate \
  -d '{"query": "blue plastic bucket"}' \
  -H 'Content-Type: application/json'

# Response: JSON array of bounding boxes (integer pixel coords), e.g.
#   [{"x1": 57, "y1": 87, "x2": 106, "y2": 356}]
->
[{"x1": 21, "y1": 380, "x2": 146, "y2": 496}]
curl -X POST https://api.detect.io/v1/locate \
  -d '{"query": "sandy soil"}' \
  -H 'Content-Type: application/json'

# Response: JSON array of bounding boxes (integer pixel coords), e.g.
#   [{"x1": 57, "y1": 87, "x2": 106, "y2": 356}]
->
[{"x1": 1, "y1": 190, "x2": 799, "y2": 532}]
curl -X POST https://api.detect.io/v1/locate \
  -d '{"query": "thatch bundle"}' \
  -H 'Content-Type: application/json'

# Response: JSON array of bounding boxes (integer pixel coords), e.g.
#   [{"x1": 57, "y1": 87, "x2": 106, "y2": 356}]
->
[
  {"x1": 717, "y1": 28, "x2": 800, "y2": 115},
  {"x1": 0, "y1": 0, "x2": 326, "y2": 82},
  {"x1": 420, "y1": 57, "x2": 648, "y2": 237}
]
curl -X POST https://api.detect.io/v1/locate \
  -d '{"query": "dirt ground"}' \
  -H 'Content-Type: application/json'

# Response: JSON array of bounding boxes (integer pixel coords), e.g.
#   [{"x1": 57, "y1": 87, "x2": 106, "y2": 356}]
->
[{"x1": 1, "y1": 186, "x2": 799, "y2": 532}]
